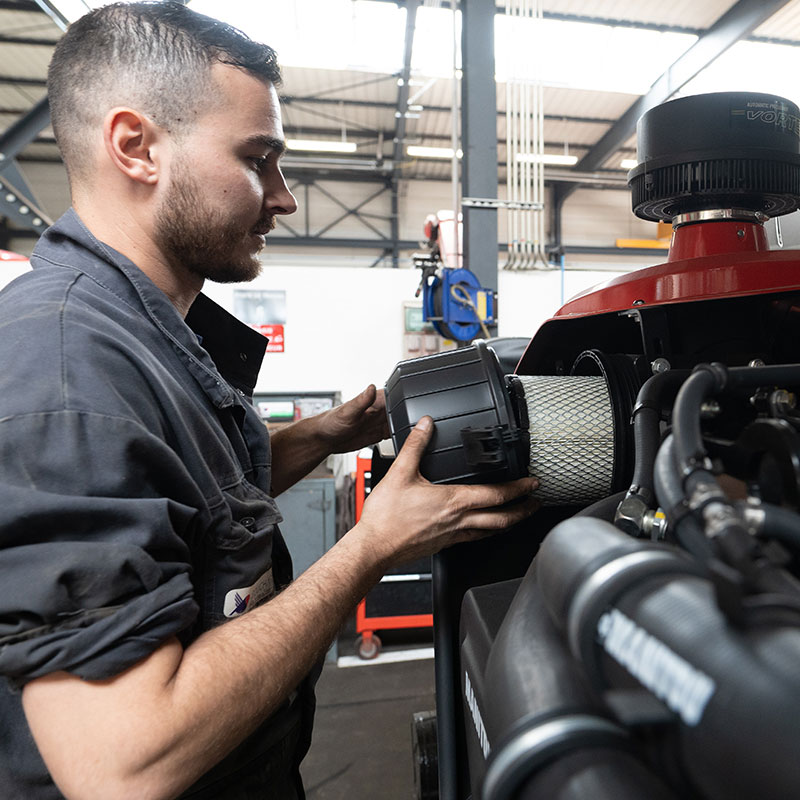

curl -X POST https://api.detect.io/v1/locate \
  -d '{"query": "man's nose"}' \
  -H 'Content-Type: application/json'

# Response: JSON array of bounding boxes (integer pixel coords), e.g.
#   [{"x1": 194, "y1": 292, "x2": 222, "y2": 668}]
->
[{"x1": 265, "y1": 167, "x2": 298, "y2": 216}]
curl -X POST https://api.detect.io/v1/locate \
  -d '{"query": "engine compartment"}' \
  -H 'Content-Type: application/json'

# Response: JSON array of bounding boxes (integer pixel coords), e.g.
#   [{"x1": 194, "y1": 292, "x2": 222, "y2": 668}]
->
[{"x1": 386, "y1": 91, "x2": 800, "y2": 799}]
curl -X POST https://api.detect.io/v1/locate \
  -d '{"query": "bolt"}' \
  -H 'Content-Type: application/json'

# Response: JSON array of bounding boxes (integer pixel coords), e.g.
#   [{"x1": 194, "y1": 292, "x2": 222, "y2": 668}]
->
[
  {"x1": 651, "y1": 357, "x2": 671, "y2": 374},
  {"x1": 749, "y1": 358, "x2": 765, "y2": 367},
  {"x1": 644, "y1": 509, "x2": 668, "y2": 540},
  {"x1": 700, "y1": 400, "x2": 721, "y2": 418},
  {"x1": 632, "y1": 299, "x2": 645, "y2": 306},
  {"x1": 737, "y1": 229, "x2": 745, "y2": 238}
]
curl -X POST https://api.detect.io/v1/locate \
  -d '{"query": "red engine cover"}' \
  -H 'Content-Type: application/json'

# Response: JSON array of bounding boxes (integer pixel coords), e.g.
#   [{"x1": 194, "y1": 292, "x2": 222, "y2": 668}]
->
[{"x1": 555, "y1": 221, "x2": 800, "y2": 320}]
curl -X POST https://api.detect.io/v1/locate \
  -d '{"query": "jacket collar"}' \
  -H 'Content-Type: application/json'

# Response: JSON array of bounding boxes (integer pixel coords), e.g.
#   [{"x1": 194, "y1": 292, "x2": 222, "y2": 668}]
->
[{"x1": 32, "y1": 209, "x2": 267, "y2": 405}]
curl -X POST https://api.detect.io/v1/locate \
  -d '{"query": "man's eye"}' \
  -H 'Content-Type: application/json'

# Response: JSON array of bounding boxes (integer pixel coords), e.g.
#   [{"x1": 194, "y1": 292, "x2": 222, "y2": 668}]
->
[{"x1": 249, "y1": 156, "x2": 268, "y2": 172}]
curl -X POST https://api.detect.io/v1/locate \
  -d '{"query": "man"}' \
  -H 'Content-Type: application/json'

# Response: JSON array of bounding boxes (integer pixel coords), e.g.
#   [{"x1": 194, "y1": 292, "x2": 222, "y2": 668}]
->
[{"x1": 0, "y1": 3, "x2": 539, "y2": 798}]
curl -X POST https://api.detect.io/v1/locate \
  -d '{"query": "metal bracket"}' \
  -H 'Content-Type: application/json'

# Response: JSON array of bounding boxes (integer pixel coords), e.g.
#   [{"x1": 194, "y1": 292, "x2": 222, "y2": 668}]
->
[{"x1": 462, "y1": 197, "x2": 544, "y2": 210}]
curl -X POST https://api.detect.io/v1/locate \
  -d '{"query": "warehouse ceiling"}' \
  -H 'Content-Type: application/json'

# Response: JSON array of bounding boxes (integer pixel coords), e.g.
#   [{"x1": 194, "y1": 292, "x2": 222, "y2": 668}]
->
[{"x1": 3, "y1": 0, "x2": 800, "y2": 234}]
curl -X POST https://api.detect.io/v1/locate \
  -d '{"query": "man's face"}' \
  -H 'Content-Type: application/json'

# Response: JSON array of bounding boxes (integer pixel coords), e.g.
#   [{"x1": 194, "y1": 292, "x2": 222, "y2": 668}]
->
[{"x1": 153, "y1": 65, "x2": 296, "y2": 284}]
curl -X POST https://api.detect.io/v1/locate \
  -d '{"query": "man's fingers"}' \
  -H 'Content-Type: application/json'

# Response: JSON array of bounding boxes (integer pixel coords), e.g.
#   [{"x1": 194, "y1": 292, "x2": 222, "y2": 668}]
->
[
  {"x1": 346, "y1": 384, "x2": 376, "y2": 414},
  {"x1": 457, "y1": 495, "x2": 541, "y2": 532},
  {"x1": 451, "y1": 476, "x2": 539, "y2": 511},
  {"x1": 393, "y1": 416, "x2": 434, "y2": 475}
]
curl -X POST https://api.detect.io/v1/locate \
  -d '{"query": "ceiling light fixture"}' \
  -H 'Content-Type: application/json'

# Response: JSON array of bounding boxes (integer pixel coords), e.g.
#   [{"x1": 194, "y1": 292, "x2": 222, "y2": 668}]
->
[
  {"x1": 407, "y1": 145, "x2": 463, "y2": 159},
  {"x1": 620, "y1": 158, "x2": 638, "y2": 169},
  {"x1": 516, "y1": 153, "x2": 578, "y2": 166},
  {"x1": 287, "y1": 139, "x2": 358, "y2": 153}
]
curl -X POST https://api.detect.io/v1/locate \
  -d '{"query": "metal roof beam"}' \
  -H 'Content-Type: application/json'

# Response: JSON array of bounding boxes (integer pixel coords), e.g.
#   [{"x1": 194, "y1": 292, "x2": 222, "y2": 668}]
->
[
  {"x1": 282, "y1": 94, "x2": 617, "y2": 125},
  {"x1": 569, "y1": 0, "x2": 794, "y2": 179},
  {"x1": 0, "y1": 96, "x2": 50, "y2": 163},
  {"x1": 31, "y1": 0, "x2": 68, "y2": 30},
  {"x1": 0, "y1": 173, "x2": 52, "y2": 232},
  {"x1": 0, "y1": 0, "x2": 41, "y2": 10},
  {"x1": 0, "y1": 34, "x2": 58, "y2": 46},
  {"x1": 0, "y1": 96, "x2": 52, "y2": 231},
  {"x1": 265, "y1": 236, "x2": 420, "y2": 250},
  {"x1": 0, "y1": 76, "x2": 46, "y2": 87}
]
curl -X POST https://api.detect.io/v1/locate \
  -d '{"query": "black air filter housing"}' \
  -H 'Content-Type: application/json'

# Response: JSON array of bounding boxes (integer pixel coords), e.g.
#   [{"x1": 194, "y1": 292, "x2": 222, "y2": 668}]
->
[
  {"x1": 628, "y1": 92, "x2": 800, "y2": 221},
  {"x1": 385, "y1": 343, "x2": 529, "y2": 485}
]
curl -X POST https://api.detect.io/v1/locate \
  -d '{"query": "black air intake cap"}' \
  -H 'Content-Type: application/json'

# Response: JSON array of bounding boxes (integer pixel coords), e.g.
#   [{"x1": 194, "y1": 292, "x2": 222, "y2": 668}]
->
[{"x1": 627, "y1": 92, "x2": 800, "y2": 221}]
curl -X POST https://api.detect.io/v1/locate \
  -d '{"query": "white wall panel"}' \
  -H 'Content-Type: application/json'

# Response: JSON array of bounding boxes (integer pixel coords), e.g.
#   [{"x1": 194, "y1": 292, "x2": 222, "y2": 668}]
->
[
  {"x1": 562, "y1": 187, "x2": 655, "y2": 246},
  {"x1": 498, "y1": 268, "x2": 626, "y2": 339}
]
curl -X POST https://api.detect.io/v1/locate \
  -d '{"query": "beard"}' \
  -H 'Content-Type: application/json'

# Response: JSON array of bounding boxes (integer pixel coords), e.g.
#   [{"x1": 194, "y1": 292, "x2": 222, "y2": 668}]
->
[{"x1": 153, "y1": 162, "x2": 275, "y2": 284}]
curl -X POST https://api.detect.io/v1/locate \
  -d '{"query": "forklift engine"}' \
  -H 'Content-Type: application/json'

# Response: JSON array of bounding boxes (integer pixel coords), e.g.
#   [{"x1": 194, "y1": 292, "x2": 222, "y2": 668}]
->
[{"x1": 386, "y1": 92, "x2": 800, "y2": 800}]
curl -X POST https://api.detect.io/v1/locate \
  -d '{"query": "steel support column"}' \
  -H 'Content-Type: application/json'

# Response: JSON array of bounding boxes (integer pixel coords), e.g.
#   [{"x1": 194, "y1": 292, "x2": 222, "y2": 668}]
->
[
  {"x1": 390, "y1": 0, "x2": 420, "y2": 267},
  {"x1": 461, "y1": 0, "x2": 498, "y2": 304},
  {"x1": 433, "y1": 6, "x2": 500, "y2": 800}
]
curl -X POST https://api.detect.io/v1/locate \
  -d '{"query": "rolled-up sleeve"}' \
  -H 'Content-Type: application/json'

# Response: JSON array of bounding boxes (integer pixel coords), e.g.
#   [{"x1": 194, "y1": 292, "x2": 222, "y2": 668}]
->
[{"x1": 0, "y1": 410, "x2": 202, "y2": 684}]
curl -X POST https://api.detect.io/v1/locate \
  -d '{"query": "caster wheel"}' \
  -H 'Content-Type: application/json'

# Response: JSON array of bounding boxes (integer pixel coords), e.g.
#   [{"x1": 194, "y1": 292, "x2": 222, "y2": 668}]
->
[{"x1": 356, "y1": 633, "x2": 382, "y2": 660}]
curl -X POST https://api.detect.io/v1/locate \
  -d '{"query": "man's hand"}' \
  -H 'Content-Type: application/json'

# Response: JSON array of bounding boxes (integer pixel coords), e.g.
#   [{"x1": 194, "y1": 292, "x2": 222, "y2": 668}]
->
[
  {"x1": 270, "y1": 385, "x2": 390, "y2": 496},
  {"x1": 315, "y1": 384, "x2": 390, "y2": 454},
  {"x1": 353, "y1": 416, "x2": 540, "y2": 567}
]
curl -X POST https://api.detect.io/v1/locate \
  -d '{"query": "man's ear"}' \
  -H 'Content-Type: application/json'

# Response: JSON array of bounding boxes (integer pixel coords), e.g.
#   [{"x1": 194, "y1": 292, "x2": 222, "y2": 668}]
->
[{"x1": 103, "y1": 107, "x2": 162, "y2": 185}]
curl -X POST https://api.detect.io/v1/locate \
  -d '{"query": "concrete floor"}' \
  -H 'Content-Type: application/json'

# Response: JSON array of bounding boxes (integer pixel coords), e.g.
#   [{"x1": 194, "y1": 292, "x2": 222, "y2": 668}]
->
[{"x1": 301, "y1": 640, "x2": 435, "y2": 800}]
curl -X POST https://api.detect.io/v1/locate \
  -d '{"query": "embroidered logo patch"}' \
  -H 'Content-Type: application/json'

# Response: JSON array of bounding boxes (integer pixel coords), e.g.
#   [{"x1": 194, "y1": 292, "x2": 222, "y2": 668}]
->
[{"x1": 223, "y1": 568, "x2": 275, "y2": 618}]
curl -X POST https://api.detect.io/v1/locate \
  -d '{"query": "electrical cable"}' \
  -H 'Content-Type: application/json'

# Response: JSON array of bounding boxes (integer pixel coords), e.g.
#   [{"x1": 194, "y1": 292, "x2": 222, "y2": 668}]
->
[{"x1": 450, "y1": 283, "x2": 491, "y2": 339}]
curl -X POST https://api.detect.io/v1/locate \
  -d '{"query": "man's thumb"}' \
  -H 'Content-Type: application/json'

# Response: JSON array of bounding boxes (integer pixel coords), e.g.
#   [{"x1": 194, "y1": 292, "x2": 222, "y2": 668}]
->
[{"x1": 397, "y1": 416, "x2": 434, "y2": 465}]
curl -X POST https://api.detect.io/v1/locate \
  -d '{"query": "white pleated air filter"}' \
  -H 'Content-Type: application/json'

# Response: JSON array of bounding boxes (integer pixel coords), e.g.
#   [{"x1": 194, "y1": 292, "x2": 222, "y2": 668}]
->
[{"x1": 516, "y1": 375, "x2": 616, "y2": 506}]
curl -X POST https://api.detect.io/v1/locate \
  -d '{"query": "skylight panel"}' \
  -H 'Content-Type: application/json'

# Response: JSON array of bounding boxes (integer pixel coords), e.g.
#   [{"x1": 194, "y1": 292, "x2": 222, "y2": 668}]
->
[
  {"x1": 680, "y1": 40, "x2": 800, "y2": 106},
  {"x1": 494, "y1": 17, "x2": 697, "y2": 95},
  {"x1": 188, "y1": 0, "x2": 406, "y2": 74},
  {"x1": 411, "y1": 6, "x2": 462, "y2": 78}
]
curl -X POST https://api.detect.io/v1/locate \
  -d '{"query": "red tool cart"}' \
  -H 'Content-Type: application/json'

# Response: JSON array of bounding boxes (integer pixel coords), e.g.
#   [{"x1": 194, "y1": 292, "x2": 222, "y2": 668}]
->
[{"x1": 354, "y1": 450, "x2": 433, "y2": 659}]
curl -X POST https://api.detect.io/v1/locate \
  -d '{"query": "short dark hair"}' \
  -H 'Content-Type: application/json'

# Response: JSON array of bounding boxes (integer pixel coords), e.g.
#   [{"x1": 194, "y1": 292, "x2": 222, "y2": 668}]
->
[{"x1": 47, "y1": 1, "x2": 282, "y2": 185}]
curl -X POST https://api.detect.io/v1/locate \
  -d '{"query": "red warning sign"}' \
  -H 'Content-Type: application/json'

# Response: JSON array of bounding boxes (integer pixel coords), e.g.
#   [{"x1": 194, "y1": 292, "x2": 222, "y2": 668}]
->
[{"x1": 253, "y1": 324, "x2": 285, "y2": 353}]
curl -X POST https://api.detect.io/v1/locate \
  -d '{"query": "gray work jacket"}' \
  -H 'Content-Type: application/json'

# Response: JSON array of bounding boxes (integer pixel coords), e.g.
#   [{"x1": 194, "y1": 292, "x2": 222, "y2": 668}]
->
[{"x1": 0, "y1": 209, "x2": 313, "y2": 799}]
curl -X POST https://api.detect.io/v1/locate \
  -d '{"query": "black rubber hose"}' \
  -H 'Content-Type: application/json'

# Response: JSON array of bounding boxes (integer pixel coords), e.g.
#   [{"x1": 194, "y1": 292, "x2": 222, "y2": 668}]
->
[
  {"x1": 629, "y1": 406, "x2": 660, "y2": 504},
  {"x1": 540, "y1": 518, "x2": 800, "y2": 800},
  {"x1": 653, "y1": 437, "x2": 715, "y2": 561},
  {"x1": 628, "y1": 371, "x2": 691, "y2": 504},
  {"x1": 652, "y1": 435, "x2": 680, "y2": 510},
  {"x1": 516, "y1": 748, "x2": 679, "y2": 800},
  {"x1": 481, "y1": 564, "x2": 678, "y2": 800},
  {"x1": 667, "y1": 369, "x2": 757, "y2": 569},
  {"x1": 746, "y1": 501, "x2": 800, "y2": 552},
  {"x1": 671, "y1": 368, "x2": 719, "y2": 473},
  {"x1": 673, "y1": 364, "x2": 800, "y2": 473},
  {"x1": 725, "y1": 363, "x2": 800, "y2": 390}
]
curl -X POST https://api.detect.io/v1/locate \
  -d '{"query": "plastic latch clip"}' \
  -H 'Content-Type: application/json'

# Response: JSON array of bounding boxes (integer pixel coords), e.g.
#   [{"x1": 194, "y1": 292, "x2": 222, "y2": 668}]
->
[{"x1": 460, "y1": 426, "x2": 524, "y2": 466}]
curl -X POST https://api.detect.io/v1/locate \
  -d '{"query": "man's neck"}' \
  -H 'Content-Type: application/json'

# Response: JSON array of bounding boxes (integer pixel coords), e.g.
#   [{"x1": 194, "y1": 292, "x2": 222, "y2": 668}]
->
[{"x1": 73, "y1": 200, "x2": 203, "y2": 318}]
